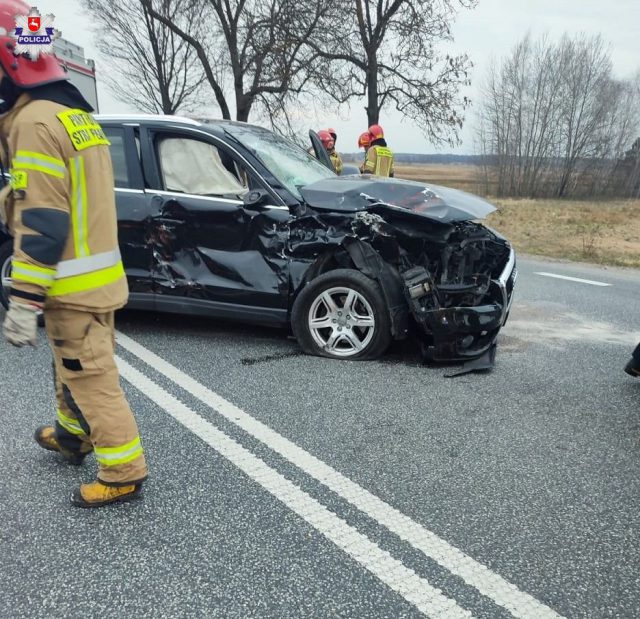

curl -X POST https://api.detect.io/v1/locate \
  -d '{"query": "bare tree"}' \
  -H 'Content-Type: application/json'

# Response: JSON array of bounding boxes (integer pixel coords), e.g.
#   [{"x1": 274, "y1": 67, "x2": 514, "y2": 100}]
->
[
  {"x1": 477, "y1": 33, "x2": 640, "y2": 198},
  {"x1": 142, "y1": 0, "x2": 331, "y2": 123},
  {"x1": 304, "y1": 0, "x2": 475, "y2": 146},
  {"x1": 82, "y1": 0, "x2": 207, "y2": 114}
]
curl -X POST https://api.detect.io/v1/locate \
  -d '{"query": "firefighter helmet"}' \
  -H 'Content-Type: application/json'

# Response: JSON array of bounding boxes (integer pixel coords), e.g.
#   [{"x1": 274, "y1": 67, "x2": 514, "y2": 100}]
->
[
  {"x1": 317, "y1": 129, "x2": 335, "y2": 150},
  {"x1": 368, "y1": 124, "x2": 384, "y2": 140},
  {"x1": 357, "y1": 132, "x2": 371, "y2": 149},
  {"x1": 0, "y1": 0, "x2": 67, "y2": 88},
  {"x1": 327, "y1": 127, "x2": 337, "y2": 140}
]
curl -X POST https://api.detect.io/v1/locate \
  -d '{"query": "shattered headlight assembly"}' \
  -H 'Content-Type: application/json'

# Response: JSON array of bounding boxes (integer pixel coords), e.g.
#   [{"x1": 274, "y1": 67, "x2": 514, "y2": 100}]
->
[
  {"x1": 403, "y1": 266, "x2": 435, "y2": 301},
  {"x1": 408, "y1": 281, "x2": 432, "y2": 299}
]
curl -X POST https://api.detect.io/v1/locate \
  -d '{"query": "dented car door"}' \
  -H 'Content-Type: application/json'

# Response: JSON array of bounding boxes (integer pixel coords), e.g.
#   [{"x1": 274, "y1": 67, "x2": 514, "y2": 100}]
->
[{"x1": 141, "y1": 126, "x2": 291, "y2": 324}]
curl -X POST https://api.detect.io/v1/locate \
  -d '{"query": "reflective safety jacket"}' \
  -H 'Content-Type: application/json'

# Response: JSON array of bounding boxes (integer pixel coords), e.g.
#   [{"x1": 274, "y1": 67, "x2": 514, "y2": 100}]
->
[
  {"x1": 0, "y1": 94, "x2": 127, "y2": 311},
  {"x1": 362, "y1": 145, "x2": 394, "y2": 177},
  {"x1": 329, "y1": 149, "x2": 343, "y2": 175}
]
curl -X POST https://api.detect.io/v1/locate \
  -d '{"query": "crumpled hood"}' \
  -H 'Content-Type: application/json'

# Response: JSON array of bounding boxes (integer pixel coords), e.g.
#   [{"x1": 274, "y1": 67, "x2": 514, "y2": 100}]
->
[{"x1": 299, "y1": 176, "x2": 496, "y2": 223}]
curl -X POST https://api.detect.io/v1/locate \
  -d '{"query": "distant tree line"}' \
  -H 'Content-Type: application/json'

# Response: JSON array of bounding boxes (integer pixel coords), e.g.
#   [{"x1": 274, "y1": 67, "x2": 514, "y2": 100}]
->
[
  {"x1": 82, "y1": 0, "x2": 476, "y2": 146},
  {"x1": 477, "y1": 33, "x2": 640, "y2": 199}
]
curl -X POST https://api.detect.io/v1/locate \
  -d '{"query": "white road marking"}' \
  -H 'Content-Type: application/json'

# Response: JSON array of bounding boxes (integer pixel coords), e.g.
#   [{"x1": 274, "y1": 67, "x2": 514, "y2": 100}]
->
[
  {"x1": 534, "y1": 272, "x2": 612, "y2": 287},
  {"x1": 116, "y1": 356, "x2": 472, "y2": 619},
  {"x1": 116, "y1": 331, "x2": 563, "y2": 619}
]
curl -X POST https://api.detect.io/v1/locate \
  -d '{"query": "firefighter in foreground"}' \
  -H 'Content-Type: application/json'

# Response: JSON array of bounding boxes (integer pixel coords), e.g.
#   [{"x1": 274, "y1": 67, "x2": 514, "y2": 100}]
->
[
  {"x1": 625, "y1": 344, "x2": 640, "y2": 378},
  {"x1": 0, "y1": 0, "x2": 147, "y2": 507},
  {"x1": 318, "y1": 129, "x2": 343, "y2": 175},
  {"x1": 361, "y1": 124, "x2": 394, "y2": 177}
]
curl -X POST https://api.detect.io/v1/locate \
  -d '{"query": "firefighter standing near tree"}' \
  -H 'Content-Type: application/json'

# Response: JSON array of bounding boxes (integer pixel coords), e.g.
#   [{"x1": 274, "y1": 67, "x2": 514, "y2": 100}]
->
[
  {"x1": 0, "y1": 0, "x2": 147, "y2": 507},
  {"x1": 318, "y1": 129, "x2": 343, "y2": 175},
  {"x1": 357, "y1": 131, "x2": 371, "y2": 166},
  {"x1": 361, "y1": 124, "x2": 394, "y2": 177}
]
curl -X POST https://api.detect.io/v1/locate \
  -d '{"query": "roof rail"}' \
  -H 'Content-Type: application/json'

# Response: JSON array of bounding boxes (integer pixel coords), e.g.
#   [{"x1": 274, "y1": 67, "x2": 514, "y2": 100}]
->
[{"x1": 95, "y1": 113, "x2": 202, "y2": 126}]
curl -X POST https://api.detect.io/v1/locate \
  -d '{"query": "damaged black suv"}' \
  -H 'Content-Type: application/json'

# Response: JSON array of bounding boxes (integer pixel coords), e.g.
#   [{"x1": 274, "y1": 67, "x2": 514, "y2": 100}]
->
[{"x1": 0, "y1": 115, "x2": 516, "y2": 362}]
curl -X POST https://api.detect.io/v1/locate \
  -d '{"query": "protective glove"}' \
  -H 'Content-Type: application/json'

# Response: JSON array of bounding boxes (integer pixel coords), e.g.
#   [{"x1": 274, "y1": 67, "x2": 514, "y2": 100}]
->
[{"x1": 3, "y1": 300, "x2": 40, "y2": 347}]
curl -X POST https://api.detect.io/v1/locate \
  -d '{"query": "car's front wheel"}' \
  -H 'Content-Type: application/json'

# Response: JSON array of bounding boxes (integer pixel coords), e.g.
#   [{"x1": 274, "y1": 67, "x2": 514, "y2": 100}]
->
[{"x1": 291, "y1": 269, "x2": 392, "y2": 360}]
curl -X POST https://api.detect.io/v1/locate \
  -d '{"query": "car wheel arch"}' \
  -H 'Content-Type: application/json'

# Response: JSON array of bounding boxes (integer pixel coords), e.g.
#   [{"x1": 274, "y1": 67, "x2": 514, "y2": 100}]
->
[{"x1": 291, "y1": 238, "x2": 409, "y2": 341}]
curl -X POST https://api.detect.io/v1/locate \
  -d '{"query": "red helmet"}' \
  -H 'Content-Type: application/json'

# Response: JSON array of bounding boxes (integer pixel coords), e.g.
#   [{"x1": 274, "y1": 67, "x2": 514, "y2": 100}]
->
[
  {"x1": 317, "y1": 129, "x2": 335, "y2": 150},
  {"x1": 327, "y1": 127, "x2": 337, "y2": 140},
  {"x1": 357, "y1": 132, "x2": 371, "y2": 149},
  {"x1": 0, "y1": 0, "x2": 67, "y2": 88},
  {"x1": 368, "y1": 124, "x2": 384, "y2": 140}
]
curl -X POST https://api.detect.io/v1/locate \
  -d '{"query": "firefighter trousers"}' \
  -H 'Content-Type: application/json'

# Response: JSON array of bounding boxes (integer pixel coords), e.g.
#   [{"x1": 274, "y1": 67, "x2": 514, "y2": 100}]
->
[{"x1": 46, "y1": 308, "x2": 148, "y2": 486}]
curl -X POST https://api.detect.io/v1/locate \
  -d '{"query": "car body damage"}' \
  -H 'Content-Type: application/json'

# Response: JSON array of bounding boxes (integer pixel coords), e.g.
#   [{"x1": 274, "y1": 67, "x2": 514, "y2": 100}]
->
[
  {"x1": 287, "y1": 176, "x2": 517, "y2": 362},
  {"x1": 144, "y1": 193, "x2": 292, "y2": 322},
  {"x1": 1, "y1": 115, "x2": 516, "y2": 365}
]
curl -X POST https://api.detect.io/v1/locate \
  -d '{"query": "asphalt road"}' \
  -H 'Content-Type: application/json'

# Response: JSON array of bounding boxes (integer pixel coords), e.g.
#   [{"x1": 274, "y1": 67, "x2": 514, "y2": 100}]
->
[{"x1": 0, "y1": 255, "x2": 638, "y2": 618}]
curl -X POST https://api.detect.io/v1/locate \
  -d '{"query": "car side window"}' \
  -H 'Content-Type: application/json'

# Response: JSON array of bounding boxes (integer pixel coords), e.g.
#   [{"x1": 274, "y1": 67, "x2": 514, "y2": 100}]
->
[
  {"x1": 102, "y1": 127, "x2": 131, "y2": 189},
  {"x1": 157, "y1": 136, "x2": 249, "y2": 198}
]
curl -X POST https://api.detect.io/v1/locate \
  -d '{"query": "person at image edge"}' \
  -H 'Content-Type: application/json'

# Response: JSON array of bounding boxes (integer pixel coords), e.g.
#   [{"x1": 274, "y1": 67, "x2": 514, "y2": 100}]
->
[{"x1": 0, "y1": 0, "x2": 148, "y2": 507}]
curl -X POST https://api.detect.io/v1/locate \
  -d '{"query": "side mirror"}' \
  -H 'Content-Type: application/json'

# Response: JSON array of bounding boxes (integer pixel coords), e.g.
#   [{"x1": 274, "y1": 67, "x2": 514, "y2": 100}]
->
[{"x1": 243, "y1": 189, "x2": 270, "y2": 209}]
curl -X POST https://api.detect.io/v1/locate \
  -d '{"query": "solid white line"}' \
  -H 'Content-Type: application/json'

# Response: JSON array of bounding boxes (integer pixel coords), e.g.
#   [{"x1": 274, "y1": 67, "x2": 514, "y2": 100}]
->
[
  {"x1": 116, "y1": 331, "x2": 563, "y2": 619},
  {"x1": 535, "y1": 272, "x2": 612, "y2": 287},
  {"x1": 116, "y1": 356, "x2": 472, "y2": 619}
]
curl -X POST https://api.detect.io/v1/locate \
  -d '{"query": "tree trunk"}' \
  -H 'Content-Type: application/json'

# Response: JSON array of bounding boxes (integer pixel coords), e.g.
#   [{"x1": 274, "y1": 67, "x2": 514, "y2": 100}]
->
[
  {"x1": 236, "y1": 93, "x2": 252, "y2": 122},
  {"x1": 365, "y1": 60, "x2": 379, "y2": 126}
]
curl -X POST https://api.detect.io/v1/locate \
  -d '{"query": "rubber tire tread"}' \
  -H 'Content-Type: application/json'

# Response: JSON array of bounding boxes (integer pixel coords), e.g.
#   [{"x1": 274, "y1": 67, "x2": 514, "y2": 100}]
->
[{"x1": 291, "y1": 269, "x2": 392, "y2": 361}]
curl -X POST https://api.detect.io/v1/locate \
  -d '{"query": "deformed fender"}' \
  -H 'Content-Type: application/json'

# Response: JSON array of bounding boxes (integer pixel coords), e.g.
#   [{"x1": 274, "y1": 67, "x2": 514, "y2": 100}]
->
[{"x1": 341, "y1": 237, "x2": 409, "y2": 339}]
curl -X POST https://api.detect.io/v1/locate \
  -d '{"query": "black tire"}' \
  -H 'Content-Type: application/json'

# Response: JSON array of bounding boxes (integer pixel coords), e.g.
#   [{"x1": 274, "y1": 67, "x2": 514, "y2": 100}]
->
[
  {"x1": 291, "y1": 268, "x2": 392, "y2": 360},
  {"x1": 0, "y1": 240, "x2": 45, "y2": 327}
]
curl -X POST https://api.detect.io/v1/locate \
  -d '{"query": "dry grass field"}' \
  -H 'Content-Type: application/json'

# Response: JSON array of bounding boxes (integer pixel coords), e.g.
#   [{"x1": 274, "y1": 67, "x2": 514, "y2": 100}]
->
[
  {"x1": 394, "y1": 163, "x2": 640, "y2": 268},
  {"x1": 393, "y1": 163, "x2": 485, "y2": 193}
]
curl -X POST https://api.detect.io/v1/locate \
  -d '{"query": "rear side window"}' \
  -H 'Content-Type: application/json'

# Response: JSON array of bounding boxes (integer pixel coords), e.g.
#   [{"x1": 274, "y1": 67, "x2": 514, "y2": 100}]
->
[
  {"x1": 102, "y1": 127, "x2": 130, "y2": 188},
  {"x1": 157, "y1": 136, "x2": 247, "y2": 198}
]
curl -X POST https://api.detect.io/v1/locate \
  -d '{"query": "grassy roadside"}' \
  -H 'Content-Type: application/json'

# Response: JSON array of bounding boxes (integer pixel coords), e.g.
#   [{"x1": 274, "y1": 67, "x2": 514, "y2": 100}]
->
[
  {"x1": 392, "y1": 164, "x2": 640, "y2": 269},
  {"x1": 486, "y1": 199, "x2": 640, "y2": 268}
]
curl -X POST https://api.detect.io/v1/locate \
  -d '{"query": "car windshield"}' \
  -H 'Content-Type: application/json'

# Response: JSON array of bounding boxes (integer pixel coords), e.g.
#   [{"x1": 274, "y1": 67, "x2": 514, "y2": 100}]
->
[{"x1": 219, "y1": 123, "x2": 335, "y2": 199}]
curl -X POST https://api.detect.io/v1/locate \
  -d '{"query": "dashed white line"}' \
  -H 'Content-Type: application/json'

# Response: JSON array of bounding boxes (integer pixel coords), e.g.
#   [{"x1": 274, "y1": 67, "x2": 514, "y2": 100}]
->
[
  {"x1": 116, "y1": 331, "x2": 564, "y2": 619},
  {"x1": 535, "y1": 272, "x2": 612, "y2": 287},
  {"x1": 116, "y1": 355, "x2": 473, "y2": 619}
]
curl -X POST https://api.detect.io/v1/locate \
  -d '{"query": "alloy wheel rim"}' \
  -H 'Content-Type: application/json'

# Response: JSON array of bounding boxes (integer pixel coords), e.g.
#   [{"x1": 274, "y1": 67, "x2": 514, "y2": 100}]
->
[{"x1": 308, "y1": 286, "x2": 376, "y2": 357}]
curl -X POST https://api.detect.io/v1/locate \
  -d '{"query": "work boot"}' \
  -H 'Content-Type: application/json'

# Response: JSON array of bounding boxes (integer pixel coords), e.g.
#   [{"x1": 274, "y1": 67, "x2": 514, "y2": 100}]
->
[
  {"x1": 71, "y1": 480, "x2": 142, "y2": 508},
  {"x1": 624, "y1": 358, "x2": 640, "y2": 378},
  {"x1": 34, "y1": 426, "x2": 92, "y2": 466}
]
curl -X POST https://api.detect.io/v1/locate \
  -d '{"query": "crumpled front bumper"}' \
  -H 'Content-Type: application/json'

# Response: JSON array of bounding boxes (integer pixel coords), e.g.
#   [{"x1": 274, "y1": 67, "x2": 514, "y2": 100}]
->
[{"x1": 409, "y1": 246, "x2": 517, "y2": 361}]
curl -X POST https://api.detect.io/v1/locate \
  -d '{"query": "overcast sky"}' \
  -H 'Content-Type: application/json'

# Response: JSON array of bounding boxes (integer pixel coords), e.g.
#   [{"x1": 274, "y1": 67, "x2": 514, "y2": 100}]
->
[{"x1": 46, "y1": 0, "x2": 639, "y2": 154}]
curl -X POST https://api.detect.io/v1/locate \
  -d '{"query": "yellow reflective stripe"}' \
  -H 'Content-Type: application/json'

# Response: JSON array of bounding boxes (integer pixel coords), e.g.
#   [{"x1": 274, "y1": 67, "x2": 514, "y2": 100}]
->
[
  {"x1": 70, "y1": 156, "x2": 90, "y2": 258},
  {"x1": 48, "y1": 261, "x2": 125, "y2": 297},
  {"x1": 56, "y1": 249, "x2": 122, "y2": 279},
  {"x1": 12, "y1": 260, "x2": 56, "y2": 287},
  {"x1": 95, "y1": 436, "x2": 143, "y2": 467},
  {"x1": 12, "y1": 260, "x2": 56, "y2": 276},
  {"x1": 57, "y1": 409, "x2": 86, "y2": 436},
  {"x1": 16, "y1": 150, "x2": 65, "y2": 167},
  {"x1": 12, "y1": 151, "x2": 66, "y2": 178}
]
